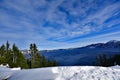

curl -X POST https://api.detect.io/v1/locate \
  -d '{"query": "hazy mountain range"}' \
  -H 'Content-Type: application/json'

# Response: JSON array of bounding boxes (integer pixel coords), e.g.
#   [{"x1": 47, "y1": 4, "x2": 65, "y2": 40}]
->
[{"x1": 23, "y1": 40, "x2": 120, "y2": 66}]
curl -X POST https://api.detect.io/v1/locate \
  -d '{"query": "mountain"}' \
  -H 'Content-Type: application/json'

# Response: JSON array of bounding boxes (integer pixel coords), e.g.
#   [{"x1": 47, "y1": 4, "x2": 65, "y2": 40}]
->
[
  {"x1": 84, "y1": 40, "x2": 120, "y2": 48},
  {"x1": 22, "y1": 40, "x2": 120, "y2": 66},
  {"x1": 40, "y1": 40, "x2": 120, "y2": 66}
]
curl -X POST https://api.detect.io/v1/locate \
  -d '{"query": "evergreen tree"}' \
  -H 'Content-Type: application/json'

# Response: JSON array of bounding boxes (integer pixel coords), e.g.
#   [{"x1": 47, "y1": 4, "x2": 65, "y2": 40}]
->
[
  {"x1": 95, "y1": 54, "x2": 107, "y2": 66},
  {"x1": 41, "y1": 55, "x2": 47, "y2": 67},
  {"x1": 53, "y1": 60, "x2": 58, "y2": 66},
  {"x1": 6, "y1": 41, "x2": 10, "y2": 55},
  {"x1": 46, "y1": 60, "x2": 58, "y2": 67},
  {"x1": 95, "y1": 54, "x2": 120, "y2": 67},
  {"x1": 33, "y1": 52, "x2": 41, "y2": 68},
  {"x1": 0, "y1": 43, "x2": 11, "y2": 65},
  {"x1": 114, "y1": 54, "x2": 120, "y2": 65},
  {"x1": 12, "y1": 43, "x2": 18, "y2": 63},
  {"x1": 16, "y1": 51, "x2": 28, "y2": 68},
  {"x1": 30, "y1": 43, "x2": 34, "y2": 68},
  {"x1": 30, "y1": 43, "x2": 41, "y2": 68},
  {"x1": 47, "y1": 60, "x2": 52, "y2": 67},
  {"x1": 11, "y1": 43, "x2": 28, "y2": 68},
  {"x1": 0, "y1": 44, "x2": 6, "y2": 57},
  {"x1": 0, "y1": 45, "x2": 7, "y2": 64}
]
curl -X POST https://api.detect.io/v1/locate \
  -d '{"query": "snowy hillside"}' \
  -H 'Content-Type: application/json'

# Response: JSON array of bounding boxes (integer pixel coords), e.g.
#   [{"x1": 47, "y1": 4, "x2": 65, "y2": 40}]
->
[{"x1": 0, "y1": 66, "x2": 120, "y2": 80}]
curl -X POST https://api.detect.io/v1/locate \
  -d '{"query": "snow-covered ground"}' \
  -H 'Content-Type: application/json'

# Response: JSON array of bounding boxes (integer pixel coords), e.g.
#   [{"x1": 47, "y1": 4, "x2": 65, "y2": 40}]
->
[{"x1": 0, "y1": 66, "x2": 120, "y2": 80}]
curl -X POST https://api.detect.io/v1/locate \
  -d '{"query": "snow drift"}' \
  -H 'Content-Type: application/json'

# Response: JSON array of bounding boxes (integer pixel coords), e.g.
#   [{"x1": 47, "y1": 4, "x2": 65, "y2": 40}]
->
[{"x1": 0, "y1": 66, "x2": 120, "y2": 80}]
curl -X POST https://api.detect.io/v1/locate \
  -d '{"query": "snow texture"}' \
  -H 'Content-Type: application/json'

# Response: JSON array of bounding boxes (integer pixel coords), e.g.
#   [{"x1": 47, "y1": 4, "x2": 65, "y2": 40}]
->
[{"x1": 0, "y1": 66, "x2": 120, "y2": 80}]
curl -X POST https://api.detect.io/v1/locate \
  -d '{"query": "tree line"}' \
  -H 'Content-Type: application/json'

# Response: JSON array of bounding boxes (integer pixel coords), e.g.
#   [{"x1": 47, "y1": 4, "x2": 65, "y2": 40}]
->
[
  {"x1": 95, "y1": 54, "x2": 120, "y2": 67},
  {"x1": 0, "y1": 41, "x2": 58, "y2": 69}
]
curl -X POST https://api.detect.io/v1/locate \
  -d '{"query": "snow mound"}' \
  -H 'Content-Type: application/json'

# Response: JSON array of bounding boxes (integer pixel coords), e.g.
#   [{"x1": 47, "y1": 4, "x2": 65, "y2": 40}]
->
[
  {"x1": 0, "y1": 66, "x2": 120, "y2": 80},
  {"x1": 111, "y1": 65, "x2": 120, "y2": 69},
  {"x1": 56, "y1": 66, "x2": 120, "y2": 80},
  {"x1": 11, "y1": 67, "x2": 21, "y2": 70}
]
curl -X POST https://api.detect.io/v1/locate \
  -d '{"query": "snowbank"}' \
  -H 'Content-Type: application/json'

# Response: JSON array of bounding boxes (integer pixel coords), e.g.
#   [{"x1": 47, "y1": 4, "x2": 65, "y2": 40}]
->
[
  {"x1": 0, "y1": 66, "x2": 120, "y2": 80},
  {"x1": 0, "y1": 67, "x2": 21, "y2": 80},
  {"x1": 0, "y1": 64, "x2": 9, "y2": 68},
  {"x1": 11, "y1": 67, "x2": 21, "y2": 70}
]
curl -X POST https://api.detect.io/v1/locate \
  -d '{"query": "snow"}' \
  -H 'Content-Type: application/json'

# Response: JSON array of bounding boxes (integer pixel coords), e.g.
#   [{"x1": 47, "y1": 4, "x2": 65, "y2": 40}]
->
[
  {"x1": 11, "y1": 67, "x2": 21, "y2": 70},
  {"x1": 111, "y1": 65, "x2": 120, "y2": 69},
  {"x1": 0, "y1": 66, "x2": 120, "y2": 80},
  {"x1": 107, "y1": 40, "x2": 119, "y2": 43},
  {"x1": 0, "y1": 64, "x2": 9, "y2": 68}
]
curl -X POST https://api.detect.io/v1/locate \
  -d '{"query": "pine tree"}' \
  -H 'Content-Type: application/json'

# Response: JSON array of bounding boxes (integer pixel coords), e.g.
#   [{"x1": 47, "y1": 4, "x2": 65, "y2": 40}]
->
[
  {"x1": 95, "y1": 54, "x2": 107, "y2": 66},
  {"x1": 12, "y1": 43, "x2": 18, "y2": 63},
  {"x1": 33, "y1": 52, "x2": 41, "y2": 68},
  {"x1": 0, "y1": 45, "x2": 6, "y2": 64},
  {"x1": 17, "y1": 51, "x2": 28, "y2": 68},
  {"x1": 41, "y1": 55, "x2": 47, "y2": 67},
  {"x1": 47, "y1": 60, "x2": 52, "y2": 67},
  {"x1": 95, "y1": 54, "x2": 120, "y2": 67},
  {"x1": 10, "y1": 43, "x2": 28, "y2": 68},
  {"x1": 53, "y1": 60, "x2": 58, "y2": 66},
  {"x1": 114, "y1": 54, "x2": 120, "y2": 65},
  {"x1": 6, "y1": 41, "x2": 10, "y2": 55},
  {"x1": 0, "y1": 44, "x2": 6, "y2": 57},
  {"x1": 5, "y1": 41, "x2": 13, "y2": 65},
  {"x1": 30, "y1": 44, "x2": 34, "y2": 68},
  {"x1": 30, "y1": 43, "x2": 41, "y2": 68}
]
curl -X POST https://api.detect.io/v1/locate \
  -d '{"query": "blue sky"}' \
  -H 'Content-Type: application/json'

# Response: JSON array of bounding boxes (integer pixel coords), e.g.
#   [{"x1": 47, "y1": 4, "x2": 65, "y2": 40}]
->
[{"x1": 0, "y1": 0, "x2": 120, "y2": 50}]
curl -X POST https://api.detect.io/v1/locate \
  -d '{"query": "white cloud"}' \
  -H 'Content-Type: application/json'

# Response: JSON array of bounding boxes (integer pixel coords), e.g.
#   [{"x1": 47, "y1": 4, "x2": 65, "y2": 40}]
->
[
  {"x1": 85, "y1": 2, "x2": 120, "y2": 26},
  {"x1": 0, "y1": 0, "x2": 120, "y2": 49},
  {"x1": 41, "y1": 1, "x2": 120, "y2": 40}
]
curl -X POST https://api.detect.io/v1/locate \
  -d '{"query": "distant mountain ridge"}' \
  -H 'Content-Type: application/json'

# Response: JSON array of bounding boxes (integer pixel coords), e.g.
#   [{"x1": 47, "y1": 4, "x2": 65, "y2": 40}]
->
[
  {"x1": 40, "y1": 40, "x2": 120, "y2": 66},
  {"x1": 82, "y1": 40, "x2": 120, "y2": 49},
  {"x1": 22, "y1": 40, "x2": 120, "y2": 66},
  {"x1": 40, "y1": 40, "x2": 120, "y2": 52}
]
